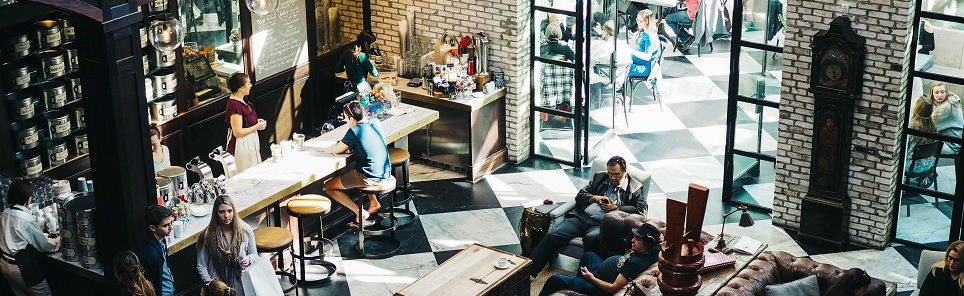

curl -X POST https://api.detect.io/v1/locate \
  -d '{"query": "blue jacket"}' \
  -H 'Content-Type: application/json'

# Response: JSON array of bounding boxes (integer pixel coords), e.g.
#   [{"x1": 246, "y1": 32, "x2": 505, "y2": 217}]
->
[{"x1": 136, "y1": 232, "x2": 167, "y2": 296}]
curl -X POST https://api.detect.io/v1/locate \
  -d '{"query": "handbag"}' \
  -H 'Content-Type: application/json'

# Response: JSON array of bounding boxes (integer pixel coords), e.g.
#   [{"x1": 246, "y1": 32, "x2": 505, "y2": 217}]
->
[{"x1": 241, "y1": 257, "x2": 284, "y2": 296}]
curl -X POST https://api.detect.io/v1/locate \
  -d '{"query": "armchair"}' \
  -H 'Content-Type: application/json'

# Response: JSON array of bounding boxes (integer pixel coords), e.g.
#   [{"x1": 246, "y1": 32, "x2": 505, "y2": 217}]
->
[
  {"x1": 549, "y1": 212, "x2": 714, "y2": 296},
  {"x1": 911, "y1": 250, "x2": 944, "y2": 296},
  {"x1": 546, "y1": 158, "x2": 653, "y2": 265}
]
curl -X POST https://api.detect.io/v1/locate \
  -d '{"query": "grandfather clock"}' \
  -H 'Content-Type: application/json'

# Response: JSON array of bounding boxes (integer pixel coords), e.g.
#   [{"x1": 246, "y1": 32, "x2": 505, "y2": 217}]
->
[{"x1": 799, "y1": 16, "x2": 866, "y2": 248}]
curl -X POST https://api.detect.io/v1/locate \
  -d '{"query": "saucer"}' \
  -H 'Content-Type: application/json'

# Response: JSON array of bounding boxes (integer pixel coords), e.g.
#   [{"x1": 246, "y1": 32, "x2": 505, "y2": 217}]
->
[
  {"x1": 494, "y1": 260, "x2": 511, "y2": 269},
  {"x1": 190, "y1": 205, "x2": 211, "y2": 217}
]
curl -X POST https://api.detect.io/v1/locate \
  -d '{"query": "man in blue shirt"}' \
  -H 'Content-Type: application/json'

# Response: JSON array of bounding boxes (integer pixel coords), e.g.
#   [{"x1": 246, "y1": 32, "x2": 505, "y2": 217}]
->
[
  {"x1": 325, "y1": 101, "x2": 392, "y2": 224},
  {"x1": 136, "y1": 205, "x2": 175, "y2": 296}
]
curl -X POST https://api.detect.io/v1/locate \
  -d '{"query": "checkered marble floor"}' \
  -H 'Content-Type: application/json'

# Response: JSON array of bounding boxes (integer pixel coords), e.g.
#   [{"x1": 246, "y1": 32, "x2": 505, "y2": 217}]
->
[
  {"x1": 291, "y1": 157, "x2": 923, "y2": 296},
  {"x1": 290, "y1": 40, "x2": 922, "y2": 296}
]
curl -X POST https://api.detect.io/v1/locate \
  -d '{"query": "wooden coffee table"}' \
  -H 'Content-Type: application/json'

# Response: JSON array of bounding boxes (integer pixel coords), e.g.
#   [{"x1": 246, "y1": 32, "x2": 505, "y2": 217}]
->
[{"x1": 395, "y1": 244, "x2": 532, "y2": 296}]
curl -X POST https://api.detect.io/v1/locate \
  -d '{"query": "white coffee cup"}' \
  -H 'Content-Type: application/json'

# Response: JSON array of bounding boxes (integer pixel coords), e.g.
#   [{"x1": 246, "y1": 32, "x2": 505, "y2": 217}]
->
[
  {"x1": 270, "y1": 144, "x2": 282, "y2": 162},
  {"x1": 497, "y1": 257, "x2": 509, "y2": 268},
  {"x1": 292, "y1": 133, "x2": 305, "y2": 151},
  {"x1": 172, "y1": 221, "x2": 183, "y2": 238}
]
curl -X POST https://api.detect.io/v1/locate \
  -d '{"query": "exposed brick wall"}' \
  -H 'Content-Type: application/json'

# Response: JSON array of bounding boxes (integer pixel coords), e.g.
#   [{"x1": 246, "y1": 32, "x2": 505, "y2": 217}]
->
[
  {"x1": 774, "y1": 0, "x2": 913, "y2": 248},
  {"x1": 340, "y1": 0, "x2": 534, "y2": 162},
  {"x1": 328, "y1": 0, "x2": 364, "y2": 45}
]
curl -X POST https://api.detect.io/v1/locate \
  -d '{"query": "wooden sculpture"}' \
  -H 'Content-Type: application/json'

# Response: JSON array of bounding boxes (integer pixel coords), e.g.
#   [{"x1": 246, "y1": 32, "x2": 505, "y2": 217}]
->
[{"x1": 657, "y1": 184, "x2": 709, "y2": 296}]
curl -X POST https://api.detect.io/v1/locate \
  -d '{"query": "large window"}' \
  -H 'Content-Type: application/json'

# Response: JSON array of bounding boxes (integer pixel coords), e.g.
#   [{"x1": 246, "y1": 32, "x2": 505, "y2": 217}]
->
[
  {"x1": 530, "y1": 0, "x2": 620, "y2": 166},
  {"x1": 723, "y1": 0, "x2": 786, "y2": 211},
  {"x1": 895, "y1": 0, "x2": 964, "y2": 250},
  {"x1": 179, "y1": 0, "x2": 243, "y2": 77}
]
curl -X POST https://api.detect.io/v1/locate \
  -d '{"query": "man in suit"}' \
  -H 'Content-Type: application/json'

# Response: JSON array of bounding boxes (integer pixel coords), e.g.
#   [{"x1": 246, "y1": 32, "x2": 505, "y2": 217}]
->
[{"x1": 529, "y1": 156, "x2": 647, "y2": 277}]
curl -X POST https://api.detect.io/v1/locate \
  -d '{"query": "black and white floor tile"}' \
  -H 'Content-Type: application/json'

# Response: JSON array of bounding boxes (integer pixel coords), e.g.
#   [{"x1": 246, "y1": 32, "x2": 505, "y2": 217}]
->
[{"x1": 291, "y1": 40, "x2": 922, "y2": 296}]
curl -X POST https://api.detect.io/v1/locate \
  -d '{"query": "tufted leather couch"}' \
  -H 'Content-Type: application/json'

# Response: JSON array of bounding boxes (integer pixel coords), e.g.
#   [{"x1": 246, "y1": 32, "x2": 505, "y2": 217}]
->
[
  {"x1": 715, "y1": 251, "x2": 886, "y2": 296},
  {"x1": 549, "y1": 211, "x2": 714, "y2": 296}
]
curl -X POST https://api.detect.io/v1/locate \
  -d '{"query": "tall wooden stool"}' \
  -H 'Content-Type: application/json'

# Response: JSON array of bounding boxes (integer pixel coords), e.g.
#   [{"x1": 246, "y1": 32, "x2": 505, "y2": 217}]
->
[
  {"x1": 380, "y1": 148, "x2": 415, "y2": 228},
  {"x1": 287, "y1": 194, "x2": 337, "y2": 285},
  {"x1": 356, "y1": 177, "x2": 400, "y2": 259},
  {"x1": 254, "y1": 227, "x2": 298, "y2": 294}
]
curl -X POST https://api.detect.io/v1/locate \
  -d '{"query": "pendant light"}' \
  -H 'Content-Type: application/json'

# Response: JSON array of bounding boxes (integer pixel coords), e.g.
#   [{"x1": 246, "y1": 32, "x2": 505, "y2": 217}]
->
[
  {"x1": 246, "y1": 0, "x2": 278, "y2": 16},
  {"x1": 149, "y1": 15, "x2": 183, "y2": 51}
]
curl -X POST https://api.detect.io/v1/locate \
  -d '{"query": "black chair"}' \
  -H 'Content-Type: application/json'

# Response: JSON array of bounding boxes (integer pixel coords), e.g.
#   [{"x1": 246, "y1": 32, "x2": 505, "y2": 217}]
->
[
  {"x1": 905, "y1": 141, "x2": 943, "y2": 216},
  {"x1": 379, "y1": 148, "x2": 415, "y2": 228},
  {"x1": 624, "y1": 35, "x2": 669, "y2": 117},
  {"x1": 287, "y1": 195, "x2": 337, "y2": 285},
  {"x1": 356, "y1": 177, "x2": 400, "y2": 259}
]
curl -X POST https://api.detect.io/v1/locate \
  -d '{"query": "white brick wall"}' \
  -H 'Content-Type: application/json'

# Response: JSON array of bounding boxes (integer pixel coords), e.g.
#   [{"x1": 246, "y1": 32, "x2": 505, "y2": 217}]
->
[
  {"x1": 774, "y1": 0, "x2": 913, "y2": 248},
  {"x1": 345, "y1": 0, "x2": 534, "y2": 162}
]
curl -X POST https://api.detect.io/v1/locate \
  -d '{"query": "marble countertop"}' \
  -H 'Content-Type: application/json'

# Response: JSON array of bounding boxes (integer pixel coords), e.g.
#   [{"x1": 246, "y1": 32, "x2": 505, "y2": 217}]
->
[
  {"x1": 335, "y1": 72, "x2": 506, "y2": 111},
  {"x1": 166, "y1": 103, "x2": 439, "y2": 254}
]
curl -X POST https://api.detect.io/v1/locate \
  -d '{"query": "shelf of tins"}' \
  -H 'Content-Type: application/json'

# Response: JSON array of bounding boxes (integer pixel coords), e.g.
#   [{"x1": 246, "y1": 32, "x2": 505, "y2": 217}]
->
[
  {"x1": 140, "y1": 0, "x2": 179, "y2": 124},
  {"x1": 2, "y1": 13, "x2": 89, "y2": 180}
]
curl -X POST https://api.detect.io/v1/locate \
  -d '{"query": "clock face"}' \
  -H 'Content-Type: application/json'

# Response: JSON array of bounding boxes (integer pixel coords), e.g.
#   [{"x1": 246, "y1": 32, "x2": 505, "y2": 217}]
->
[
  {"x1": 816, "y1": 46, "x2": 850, "y2": 92},
  {"x1": 825, "y1": 64, "x2": 842, "y2": 81}
]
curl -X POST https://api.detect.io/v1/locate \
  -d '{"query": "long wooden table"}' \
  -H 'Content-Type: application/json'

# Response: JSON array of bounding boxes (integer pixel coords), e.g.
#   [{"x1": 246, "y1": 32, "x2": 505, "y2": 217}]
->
[{"x1": 166, "y1": 103, "x2": 438, "y2": 254}]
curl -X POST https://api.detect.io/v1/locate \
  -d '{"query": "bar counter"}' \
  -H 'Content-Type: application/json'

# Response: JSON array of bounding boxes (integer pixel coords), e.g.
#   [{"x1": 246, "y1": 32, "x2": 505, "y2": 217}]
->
[{"x1": 164, "y1": 103, "x2": 438, "y2": 254}]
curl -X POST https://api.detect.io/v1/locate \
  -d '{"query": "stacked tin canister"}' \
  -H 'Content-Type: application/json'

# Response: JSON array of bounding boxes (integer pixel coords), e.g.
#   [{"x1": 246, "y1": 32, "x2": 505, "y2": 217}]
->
[
  {"x1": 55, "y1": 192, "x2": 78, "y2": 262},
  {"x1": 57, "y1": 191, "x2": 96, "y2": 268},
  {"x1": 4, "y1": 16, "x2": 86, "y2": 179}
]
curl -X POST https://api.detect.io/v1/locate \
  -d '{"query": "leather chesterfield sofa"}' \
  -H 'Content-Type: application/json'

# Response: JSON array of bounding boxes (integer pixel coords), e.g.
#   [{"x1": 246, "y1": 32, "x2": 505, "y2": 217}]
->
[
  {"x1": 715, "y1": 251, "x2": 886, "y2": 296},
  {"x1": 549, "y1": 211, "x2": 714, "y2": 296}
]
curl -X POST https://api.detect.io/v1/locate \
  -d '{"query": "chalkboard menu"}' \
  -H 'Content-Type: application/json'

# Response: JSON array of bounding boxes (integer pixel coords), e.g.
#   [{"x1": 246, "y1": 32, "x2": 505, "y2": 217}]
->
[{"x1": 250, "y1": 0, "x2": 310, "y2": 81}]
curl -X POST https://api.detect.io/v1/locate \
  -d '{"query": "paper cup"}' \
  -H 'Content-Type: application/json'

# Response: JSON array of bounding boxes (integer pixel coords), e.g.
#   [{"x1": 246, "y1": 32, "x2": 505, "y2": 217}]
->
[
  {"x1": 270, "y1": 144, "x2": 282, "y2": 162},
  {"x1": 172, "y1": 221, "x2": 183, "y2": 238}
]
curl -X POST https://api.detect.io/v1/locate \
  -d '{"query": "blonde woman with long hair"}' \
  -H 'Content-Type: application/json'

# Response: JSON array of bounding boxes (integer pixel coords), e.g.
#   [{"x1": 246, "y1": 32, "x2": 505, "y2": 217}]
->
[
  {"x1": 920, "y1": 240, "x2": 963, "y2": 295},
  {"x1": 196, "y1": 196, "x2": 257, "y2": 296},
  {"x1": 628, "y1": 9, "x2": 660, "y2": 78},
  {"x1": 930, "y1": 81, "x2": 964, "y2": 155},
  {"x1": 114, "y1": 251, "x2": 155, "y2": 296},
  {"x1": 907, "y1": 97, "x2": 938, "y2": 175}
]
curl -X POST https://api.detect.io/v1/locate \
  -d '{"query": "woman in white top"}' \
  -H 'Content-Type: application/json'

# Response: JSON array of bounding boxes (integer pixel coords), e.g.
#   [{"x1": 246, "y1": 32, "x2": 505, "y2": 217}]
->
[
  {"x1": 196, "y1": 196, "x2": 257, "y2": 296},
  {"x1": 150, "y1": 123, "x2": 170, "y2": 174}
]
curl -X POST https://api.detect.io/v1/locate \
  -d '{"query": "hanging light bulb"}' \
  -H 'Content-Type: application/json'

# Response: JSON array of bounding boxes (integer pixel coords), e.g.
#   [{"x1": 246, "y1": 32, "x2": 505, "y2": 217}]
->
[
  {"x1": 149, "y1": 16, "x2": 182, "y2": 51},
  {"x1": 246, "y1": 0, "x2": 277, "y2": 16}
]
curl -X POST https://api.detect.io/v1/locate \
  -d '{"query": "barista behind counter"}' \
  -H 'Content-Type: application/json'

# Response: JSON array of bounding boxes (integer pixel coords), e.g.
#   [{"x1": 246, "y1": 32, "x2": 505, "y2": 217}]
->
[
  {"x1": 0, "y1": 179, "x2": 61, "y2": 296},
  {"x1": 337, "y1": 31, "x2": 379, "y2": 94}
]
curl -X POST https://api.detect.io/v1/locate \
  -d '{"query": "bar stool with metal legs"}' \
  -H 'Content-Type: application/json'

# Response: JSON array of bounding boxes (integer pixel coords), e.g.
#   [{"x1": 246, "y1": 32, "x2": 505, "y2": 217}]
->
[
  {"x1": 287, "y1": 194, "x2": 337, "y2": 285},
  {"x1": 356, "y1": 177, "x2": 400, "y2": 259},
  {"x1": 379, "y1": 148, "x2": 415, "y2": 229},
  {"x1": 254, "y1": 226, "x2": 298, "y2": 294}
]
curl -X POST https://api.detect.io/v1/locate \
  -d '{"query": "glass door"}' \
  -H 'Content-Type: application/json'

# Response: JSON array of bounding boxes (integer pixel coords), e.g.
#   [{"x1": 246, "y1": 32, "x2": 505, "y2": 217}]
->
[
  {"x1": 722, "y1": 0, "x2": 785, "y2": 211},
  {"x1": 893, "y1": 0, "x2": 964, "y2": 250},
  {"x1": 532, "y1": 0, "x2": 587, "y2": 166},
  {"x1": 583, "y1": 0, "x2": 618, "y2": 164}
]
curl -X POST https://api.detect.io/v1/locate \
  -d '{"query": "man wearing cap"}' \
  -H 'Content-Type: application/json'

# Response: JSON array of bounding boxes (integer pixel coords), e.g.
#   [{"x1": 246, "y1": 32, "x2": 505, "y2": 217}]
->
[{"x1": 538, "y1": 223, "x2": 661, "y2": 296}]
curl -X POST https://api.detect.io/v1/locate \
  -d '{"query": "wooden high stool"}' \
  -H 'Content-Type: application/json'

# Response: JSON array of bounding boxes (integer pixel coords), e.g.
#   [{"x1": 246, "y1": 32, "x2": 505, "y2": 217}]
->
[
  {"x1": 287, "y1": 194, "x2": 337, "y2": 285},
  {"x1": 356, "y1": 177, "x2": 400, "y2": 259},
  {"x1": 380, "y1": 148, "x2": 416, "y2": 229},
  {"x1": 254, "y1": 227, "x2": 298, "y2": 294}
]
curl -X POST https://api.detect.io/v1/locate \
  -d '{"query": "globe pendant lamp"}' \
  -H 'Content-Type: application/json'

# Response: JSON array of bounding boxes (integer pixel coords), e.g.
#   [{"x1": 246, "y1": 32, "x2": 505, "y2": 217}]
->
[
  {"x1": 246, "y1": 0, "x2": 278, "y2": 16},
  {"x1": 149, "y1": 15, "x2": 183, "y2": 51}
]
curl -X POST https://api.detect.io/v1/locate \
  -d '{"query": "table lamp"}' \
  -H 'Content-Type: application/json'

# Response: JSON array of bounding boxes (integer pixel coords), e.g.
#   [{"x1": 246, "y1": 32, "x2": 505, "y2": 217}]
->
[{"x1": 715, "y1": 205, "x2": 755, "y2": 251}]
